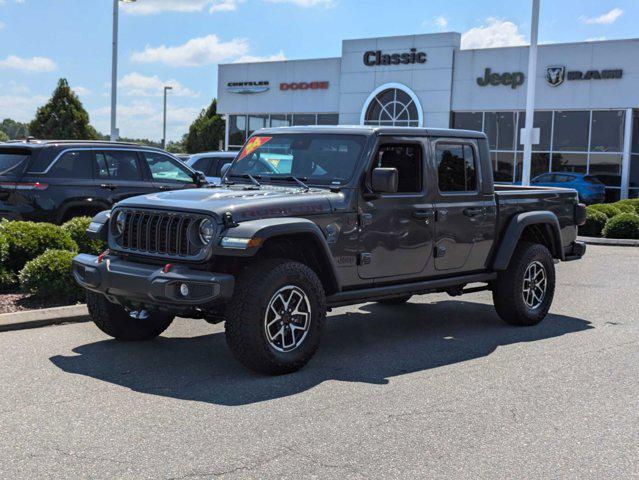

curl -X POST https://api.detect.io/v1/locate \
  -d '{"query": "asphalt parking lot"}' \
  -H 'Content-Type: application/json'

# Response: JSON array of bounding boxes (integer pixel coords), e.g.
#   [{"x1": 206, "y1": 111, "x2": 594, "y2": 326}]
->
[{"x1": 0, "y1": 244, "x2": 637, "y2": 479}]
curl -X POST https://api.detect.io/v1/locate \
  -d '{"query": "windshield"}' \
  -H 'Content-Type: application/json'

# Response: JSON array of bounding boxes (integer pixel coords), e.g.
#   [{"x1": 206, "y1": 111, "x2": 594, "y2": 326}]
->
[
  {"x1": 0, "y1": 151, "x2": 30, "y2": 176},
  {"x1": 226, "y1": 134, "x2": 366, "y2": 185}
]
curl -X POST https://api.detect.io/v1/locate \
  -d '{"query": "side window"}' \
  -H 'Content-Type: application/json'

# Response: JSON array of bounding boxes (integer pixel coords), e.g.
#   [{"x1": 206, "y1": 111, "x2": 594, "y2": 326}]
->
[
  {"x1": 534, "y1": 174, "x2": 553, "y2": 183},
  {"x1": 191, "y1": 157, "x2": 211, "y2": 174},
  {"x1": 48, "y1": 151, "x2": 93, "y2": 179},
  {"x1": 95, "y1": 151, "x2": 142, "y2": 181},
  {"x1": 215, "y1": 158, "x2": 233, "y2": 177},
  {"x1": 375, "y1": 144, "x2": 422, "y2": 193},
  {"x1": 143, "y1": 152, "x2": 193, "y2": 183},
  {"x1": 436, "y1": 143, "x2": 477, "y2": 192}
]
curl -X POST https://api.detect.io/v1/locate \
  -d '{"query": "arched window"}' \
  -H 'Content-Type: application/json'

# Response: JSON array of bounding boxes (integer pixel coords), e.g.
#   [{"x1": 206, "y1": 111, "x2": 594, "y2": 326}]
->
[{"x1": 361, "y1": 83, "x2": 423, "y2": 127}]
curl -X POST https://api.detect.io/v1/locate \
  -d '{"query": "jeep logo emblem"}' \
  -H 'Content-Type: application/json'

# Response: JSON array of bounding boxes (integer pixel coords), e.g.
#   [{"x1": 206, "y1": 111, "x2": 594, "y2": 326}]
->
[
  {"x1": 476, "y1": 68, "x2": 525, "y2": 89},
  {"x1": 545, "y1": 66, "x2": 566, "y2": 87}
]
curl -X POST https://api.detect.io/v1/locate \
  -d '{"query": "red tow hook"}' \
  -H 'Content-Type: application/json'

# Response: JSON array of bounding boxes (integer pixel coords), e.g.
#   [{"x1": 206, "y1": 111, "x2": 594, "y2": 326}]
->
[
  {"x1": 163, "y1": 263, "x2": 172, "y2": 274},
  {"x1": 97, "y1": 250, "x2": 110, "y2": 264}
]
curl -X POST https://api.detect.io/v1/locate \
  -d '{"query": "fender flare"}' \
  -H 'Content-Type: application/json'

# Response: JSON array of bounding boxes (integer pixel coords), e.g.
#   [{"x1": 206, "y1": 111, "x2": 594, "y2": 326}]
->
[
  {"x1": 212, "y1": 217, "x2": 341, "y2": 291},
  {"x1": 492, "y1": 211, "x2": 564, "y2": 270}
]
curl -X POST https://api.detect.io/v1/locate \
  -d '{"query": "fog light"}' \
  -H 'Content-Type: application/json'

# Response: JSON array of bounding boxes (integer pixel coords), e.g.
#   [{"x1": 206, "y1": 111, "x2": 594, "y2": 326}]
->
[{"x1": 180, "y1": 283, "x2": 189, "y2": 297}]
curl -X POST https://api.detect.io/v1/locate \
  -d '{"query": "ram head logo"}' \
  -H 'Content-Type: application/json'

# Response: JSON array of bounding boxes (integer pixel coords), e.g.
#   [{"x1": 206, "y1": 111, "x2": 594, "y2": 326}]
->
[{"x1": 546, "y1": 65, "x2": 566, "y2": 87}]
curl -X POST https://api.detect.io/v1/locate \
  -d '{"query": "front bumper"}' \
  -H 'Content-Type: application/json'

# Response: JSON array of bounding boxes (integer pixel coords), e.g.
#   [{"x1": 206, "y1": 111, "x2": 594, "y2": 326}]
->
[{"x1": 72, "y1": 254, "x2": 234, "y2": 309}]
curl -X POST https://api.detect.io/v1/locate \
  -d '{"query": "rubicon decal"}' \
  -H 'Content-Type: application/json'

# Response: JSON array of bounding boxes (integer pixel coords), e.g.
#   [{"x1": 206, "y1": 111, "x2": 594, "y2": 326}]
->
[
  {"x1": 476, "y1": 68, "x2": 525, "y2": 89},
  {"x1": 226, "y1": 81, "x2": 270, "y2": 94},
  {"x1": 238, "y1": 136, "x2": 272, "y2": 160},
  {"x1": 280, "y1": 81, "x2": 329, "y2": 91},
  {"x1": 363, "y1": 48, "x2": 426, "y2": 66}
]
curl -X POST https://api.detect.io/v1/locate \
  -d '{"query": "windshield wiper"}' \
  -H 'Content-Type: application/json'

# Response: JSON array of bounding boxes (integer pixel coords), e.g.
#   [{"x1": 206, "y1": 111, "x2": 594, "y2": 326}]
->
[
  {"x1": 229, "y1": 174, "x2": 261, "y2": 187},
  {"x1": 285, "y1": 176, "x2": 310, "y2": 192}
]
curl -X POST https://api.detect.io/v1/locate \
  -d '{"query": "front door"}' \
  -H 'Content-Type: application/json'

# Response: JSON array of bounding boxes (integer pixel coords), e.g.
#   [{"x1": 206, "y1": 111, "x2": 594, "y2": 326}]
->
[
  {"x1": 94, "y1": 150, "x2": 156, "y2": 204},
  {"x1": 358, "y1": 139, "x2": 434, "y2": 280},
  {"x1": 431, "y1": 139, "x2": 493, "y2": 273}
]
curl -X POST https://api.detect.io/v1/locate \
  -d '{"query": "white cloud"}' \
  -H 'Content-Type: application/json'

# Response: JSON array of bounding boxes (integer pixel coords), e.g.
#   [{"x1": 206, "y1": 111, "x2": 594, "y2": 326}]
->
[
  {"x1": 131, "y1": 34, "x2": 249, "y2": 67},
  {"x1": 119, "y1": 72, "x2": 198, "y2": 98},
  {"x1": 0, "y1": 0, "x2": 27, "y2": 5},
  {"x1": 585, "y1": 36, "x2": 607, "y2": 42},
  {"x1": 0, "y1": 92, "x2": 47, "y2": 122},
  {"x1": 0, "y1": 55, "x2": 56, "y2": 72},
  {"x1": 0, "y1": 21, "x2": 4, "y2": 29},
  {"x1": 72, "y1": 86, "x2": 91, "y2": 97},
  {"x1": 429, "y1": 15, "x2": 448, "y2": 29},
  {"x1": 461, "y1": 18, "x2": 526, "y2": 49},
  {"x1": 264, "y1": 0, "x2": 334, "y2": 7},
  {"x1": 122, "y1": 0, "x2": 243, "y2": 15},
  {"x1": 91, "y1": 100, "x2": 201, "y2": 142},
  {"x1": 579, "y1": 8, "x2": 623, "y2": 25},
  {"x1": 233, "y1": 50, "x2": 286, "y2": 63}
]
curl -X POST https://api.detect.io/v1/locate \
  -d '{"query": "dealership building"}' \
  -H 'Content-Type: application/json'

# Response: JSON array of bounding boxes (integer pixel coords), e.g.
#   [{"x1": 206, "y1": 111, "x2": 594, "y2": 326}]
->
[{"x1": 217, "y1": 32, "x2": 639, "y2": 201}]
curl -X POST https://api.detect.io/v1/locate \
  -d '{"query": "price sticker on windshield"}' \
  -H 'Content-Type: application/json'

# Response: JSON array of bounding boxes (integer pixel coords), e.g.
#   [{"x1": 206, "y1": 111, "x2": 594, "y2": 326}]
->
[{"x1": 238, "y1": 136, "x2": 272, "y2": 160}]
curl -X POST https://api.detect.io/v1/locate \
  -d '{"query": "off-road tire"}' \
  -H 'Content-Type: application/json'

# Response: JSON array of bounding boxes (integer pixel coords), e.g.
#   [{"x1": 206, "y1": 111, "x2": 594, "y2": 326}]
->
[
  {"x1": 377, "y1": 295, "x2": 413, "y2": 305},
  {"x1": 224, "y1": 259, "x2": 326, "y2": 375},
  {"x1": 492, "y1": 241, "x2": 555, "y2": 326},
  {"x1": 86, "y1": 292, "x2": 174, "y2": 340}
]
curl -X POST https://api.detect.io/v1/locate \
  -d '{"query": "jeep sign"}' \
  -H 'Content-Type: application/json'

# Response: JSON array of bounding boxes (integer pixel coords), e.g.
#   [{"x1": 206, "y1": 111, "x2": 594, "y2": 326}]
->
[{"x1": 476, "y1": 68, "x2": 525, "y2": 89}]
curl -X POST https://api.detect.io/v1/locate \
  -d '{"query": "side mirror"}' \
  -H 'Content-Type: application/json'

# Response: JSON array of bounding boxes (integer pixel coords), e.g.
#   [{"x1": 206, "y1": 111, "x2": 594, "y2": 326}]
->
[
  {"x1": 371, "y1": 167, "x2": 398, "y2": 194},
  {"x1": 193, "y1": 171, "x2": 207, "y2": 187},
  {"x1": 220, "y1": 162, "x2": 232, "y2": 179}
]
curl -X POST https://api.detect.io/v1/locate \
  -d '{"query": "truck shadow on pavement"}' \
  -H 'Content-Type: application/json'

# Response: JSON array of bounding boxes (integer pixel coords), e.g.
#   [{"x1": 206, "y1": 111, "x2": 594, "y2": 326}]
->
[{"x1": 50, "y1": 300, "x2": 592, "y2": 406}]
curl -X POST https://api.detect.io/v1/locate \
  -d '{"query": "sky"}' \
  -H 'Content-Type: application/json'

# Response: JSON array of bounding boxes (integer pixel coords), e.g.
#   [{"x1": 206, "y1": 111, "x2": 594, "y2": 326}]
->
[{"x1": 0, "y1": 0, "x2": 637, "y2": 141}]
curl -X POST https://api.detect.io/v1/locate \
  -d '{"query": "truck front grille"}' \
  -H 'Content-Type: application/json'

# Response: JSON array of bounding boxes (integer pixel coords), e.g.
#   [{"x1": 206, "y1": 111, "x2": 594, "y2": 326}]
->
[{"x1": 111, "y1": 209, "x2": 213, "y2": 260}]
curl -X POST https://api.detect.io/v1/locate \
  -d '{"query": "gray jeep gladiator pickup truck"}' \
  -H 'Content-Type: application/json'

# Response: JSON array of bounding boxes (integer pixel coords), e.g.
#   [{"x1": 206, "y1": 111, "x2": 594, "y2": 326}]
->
[{"x1": 73, "y1": 126, "x2": 587, "y2": 374}]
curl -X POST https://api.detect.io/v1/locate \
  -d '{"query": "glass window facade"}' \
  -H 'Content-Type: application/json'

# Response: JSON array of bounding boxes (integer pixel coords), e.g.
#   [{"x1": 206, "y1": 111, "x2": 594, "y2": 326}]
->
[
  {"x1": 452, "y1": 109, "x2": 629, "y2": 202},
  {"x1": 227, "y1": 113, "x2": 339, "y2": 149},
  {"x1": 630, "y1": 110, "x2": 639, "y2": 198}
]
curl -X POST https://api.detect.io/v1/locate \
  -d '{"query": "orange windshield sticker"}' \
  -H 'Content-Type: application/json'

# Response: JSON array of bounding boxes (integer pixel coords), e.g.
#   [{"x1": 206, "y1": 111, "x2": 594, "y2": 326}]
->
[{"x1": 238, "y1": 136, "x2": 272, "y2": 160}]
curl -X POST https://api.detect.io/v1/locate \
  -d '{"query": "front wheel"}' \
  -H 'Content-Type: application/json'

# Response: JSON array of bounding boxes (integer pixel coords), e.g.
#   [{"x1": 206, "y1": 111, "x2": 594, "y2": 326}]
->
[
  {"x1": 86, "y1": 292, "x2": 174, "y2": 341},
  {"x1": 224, "y1": 259, "x2": 326, "y2": 375},
  {"x1": 492, "y1": 242, "x2": 556, "y2": 326}
]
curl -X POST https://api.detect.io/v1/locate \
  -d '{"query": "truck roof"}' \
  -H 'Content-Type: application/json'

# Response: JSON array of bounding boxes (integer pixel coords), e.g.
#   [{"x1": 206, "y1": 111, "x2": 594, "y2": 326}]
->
[{"x1": 255, "y1": 125, "x2": 487, "y2": 139}]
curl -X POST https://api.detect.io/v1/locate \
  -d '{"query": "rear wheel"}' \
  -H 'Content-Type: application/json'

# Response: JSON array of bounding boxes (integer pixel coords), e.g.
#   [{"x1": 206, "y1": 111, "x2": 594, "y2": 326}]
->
[
  {"x1": 224, "y1": 259, "x2": 326, "y2": 375},
  {"x1": 86, "y1": 292, "x2": 174, "y2": 340},
  {"x1": 377, "y1": 295, "x2": 412, "y2": 305},
  {"x1": 492, "y1": 242, "x2": 555, "y2": 326}
]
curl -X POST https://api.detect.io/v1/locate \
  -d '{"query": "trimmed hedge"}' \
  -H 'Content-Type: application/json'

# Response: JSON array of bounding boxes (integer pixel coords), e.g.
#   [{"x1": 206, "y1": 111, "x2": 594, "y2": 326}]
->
[
  {"x1": 0, "y1": 221, "x2": 77, "y2": 273},
  {"x1": 62, "y1": 216, "x2": 106, "y2": 255},
  {"x1": 612, "y1": 203, "x2": 636, "y2": 214},
  {"x1": 18, "y1": 249, "x2": 84, "y2": 302},
  {"x1": 579, "y1": 209, "x2": 608, "y2": 237},
  {"x1": 0, "y1": 231, "x2": 15, "y2": 290},
  {"x1": 602, "y1": 213, "x2": 639, "y2": 239},
  {"x1": 587, "y1": 204, "x2": 622, "y2": 219},
  {"x1": 615, "y1": 199, "x2": 639, "y2": 214}
]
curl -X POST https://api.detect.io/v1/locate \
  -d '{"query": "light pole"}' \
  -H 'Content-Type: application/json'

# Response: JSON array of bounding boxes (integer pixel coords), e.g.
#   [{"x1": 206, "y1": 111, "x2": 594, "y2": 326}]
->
[
  {"x1": 111, "y1": 0, "x2": 137, "y2": 141},
  {"x1": 162, "y1": 86, "x2": 173, "y2": 149},
  {"x1": 521, "y1": 0, "x2": 540, "y2": 186}
]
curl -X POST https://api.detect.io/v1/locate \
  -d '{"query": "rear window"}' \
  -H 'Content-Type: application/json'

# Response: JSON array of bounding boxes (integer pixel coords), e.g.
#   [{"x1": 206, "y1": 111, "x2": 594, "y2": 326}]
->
[
  {"x1": 0, "y1": 150, "x2": 30, "y2": 176},
  {"x1": 584, "y1": 175, "x2": 603, "y2": 185}
]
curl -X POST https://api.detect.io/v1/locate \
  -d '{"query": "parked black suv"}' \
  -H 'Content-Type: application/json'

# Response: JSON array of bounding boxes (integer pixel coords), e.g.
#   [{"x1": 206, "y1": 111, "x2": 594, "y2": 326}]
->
[
  {"x1": 73, "y1": 127, "x2": 586, "y2": 375},
  {"x1": 0, "y1": 140, "x2": 206, "y2": 224}
]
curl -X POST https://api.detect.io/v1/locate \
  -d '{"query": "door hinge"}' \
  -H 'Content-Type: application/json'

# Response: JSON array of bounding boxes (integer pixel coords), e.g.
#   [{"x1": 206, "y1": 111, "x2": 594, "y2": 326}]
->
[{"x1": 434, "y1": 245, "x2": 447, "y2": 258}]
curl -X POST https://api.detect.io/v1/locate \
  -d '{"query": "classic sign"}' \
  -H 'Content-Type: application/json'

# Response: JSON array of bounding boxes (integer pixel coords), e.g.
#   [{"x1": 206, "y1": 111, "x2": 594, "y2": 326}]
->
[
  {"x1": 226, "y1": 81, "x2": 270, "y2": 94},
  {"x1": 363, "y1": 48, "x2": 427, "y2": 66},
  {"x1": 476, "y1": 68, "x2": 525, "y2": 89}
]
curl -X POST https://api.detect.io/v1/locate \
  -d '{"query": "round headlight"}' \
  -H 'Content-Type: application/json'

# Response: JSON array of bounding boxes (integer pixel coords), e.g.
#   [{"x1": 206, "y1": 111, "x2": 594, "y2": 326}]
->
[
  {"x1": 199, "y1": 219, "x2": 215, "y2": 245},
  {"x1": 115, "y1": 211, "x2": 126, "y2": 236}
]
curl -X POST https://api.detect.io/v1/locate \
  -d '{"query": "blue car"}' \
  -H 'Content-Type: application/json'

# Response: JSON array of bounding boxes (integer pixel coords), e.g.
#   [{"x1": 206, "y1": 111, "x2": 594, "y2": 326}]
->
[{"x1": 531, "y1": 172, "x2": 605, "y2": 204}]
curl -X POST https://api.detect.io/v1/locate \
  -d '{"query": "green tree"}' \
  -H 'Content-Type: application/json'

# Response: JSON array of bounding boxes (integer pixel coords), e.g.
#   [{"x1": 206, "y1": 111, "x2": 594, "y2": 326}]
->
[
  {"x1": 28, "y1": 78, "x2": 99, "y2": 140},
  {"x1": 0, "y1": 131, "x2": 8, "y2": 142},
  {"x1": 183, "y1": 98, "x2": 225, "y2": 153},
  {"x1": 0, "y1": 118, "x2": 29, "y2": 139}
]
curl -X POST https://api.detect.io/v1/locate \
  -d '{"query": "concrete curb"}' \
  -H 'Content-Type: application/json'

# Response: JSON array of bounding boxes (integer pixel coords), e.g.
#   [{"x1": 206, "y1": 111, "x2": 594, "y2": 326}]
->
[
  {"x1": 0, "y1": 304, "x2": 89, "y2": 332},
  {"x1": 578, "y1": 236, "x2": 639, "y2": 247}
]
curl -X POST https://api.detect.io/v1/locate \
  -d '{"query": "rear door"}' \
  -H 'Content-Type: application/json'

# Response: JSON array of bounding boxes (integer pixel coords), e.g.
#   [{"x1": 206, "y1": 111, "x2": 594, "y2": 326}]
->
[
  {"x1": 432, "y1": 138, "x2": 495, "y2": 273},
  {"x1": 0, "y1": 148, "x2": 32, "y2": 219},
  {"x1": 94, "y1": 149, "x2": 156, "y2": 203},
  {"x1": 140, "y1": 151, "x2": 197, "y2": 192}
]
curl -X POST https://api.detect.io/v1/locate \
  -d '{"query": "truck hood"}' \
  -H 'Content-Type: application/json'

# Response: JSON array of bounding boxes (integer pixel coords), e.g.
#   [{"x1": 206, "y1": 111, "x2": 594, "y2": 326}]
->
[{"x1": 117, "y1": 184, "x2": 343, "y2": 222}]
